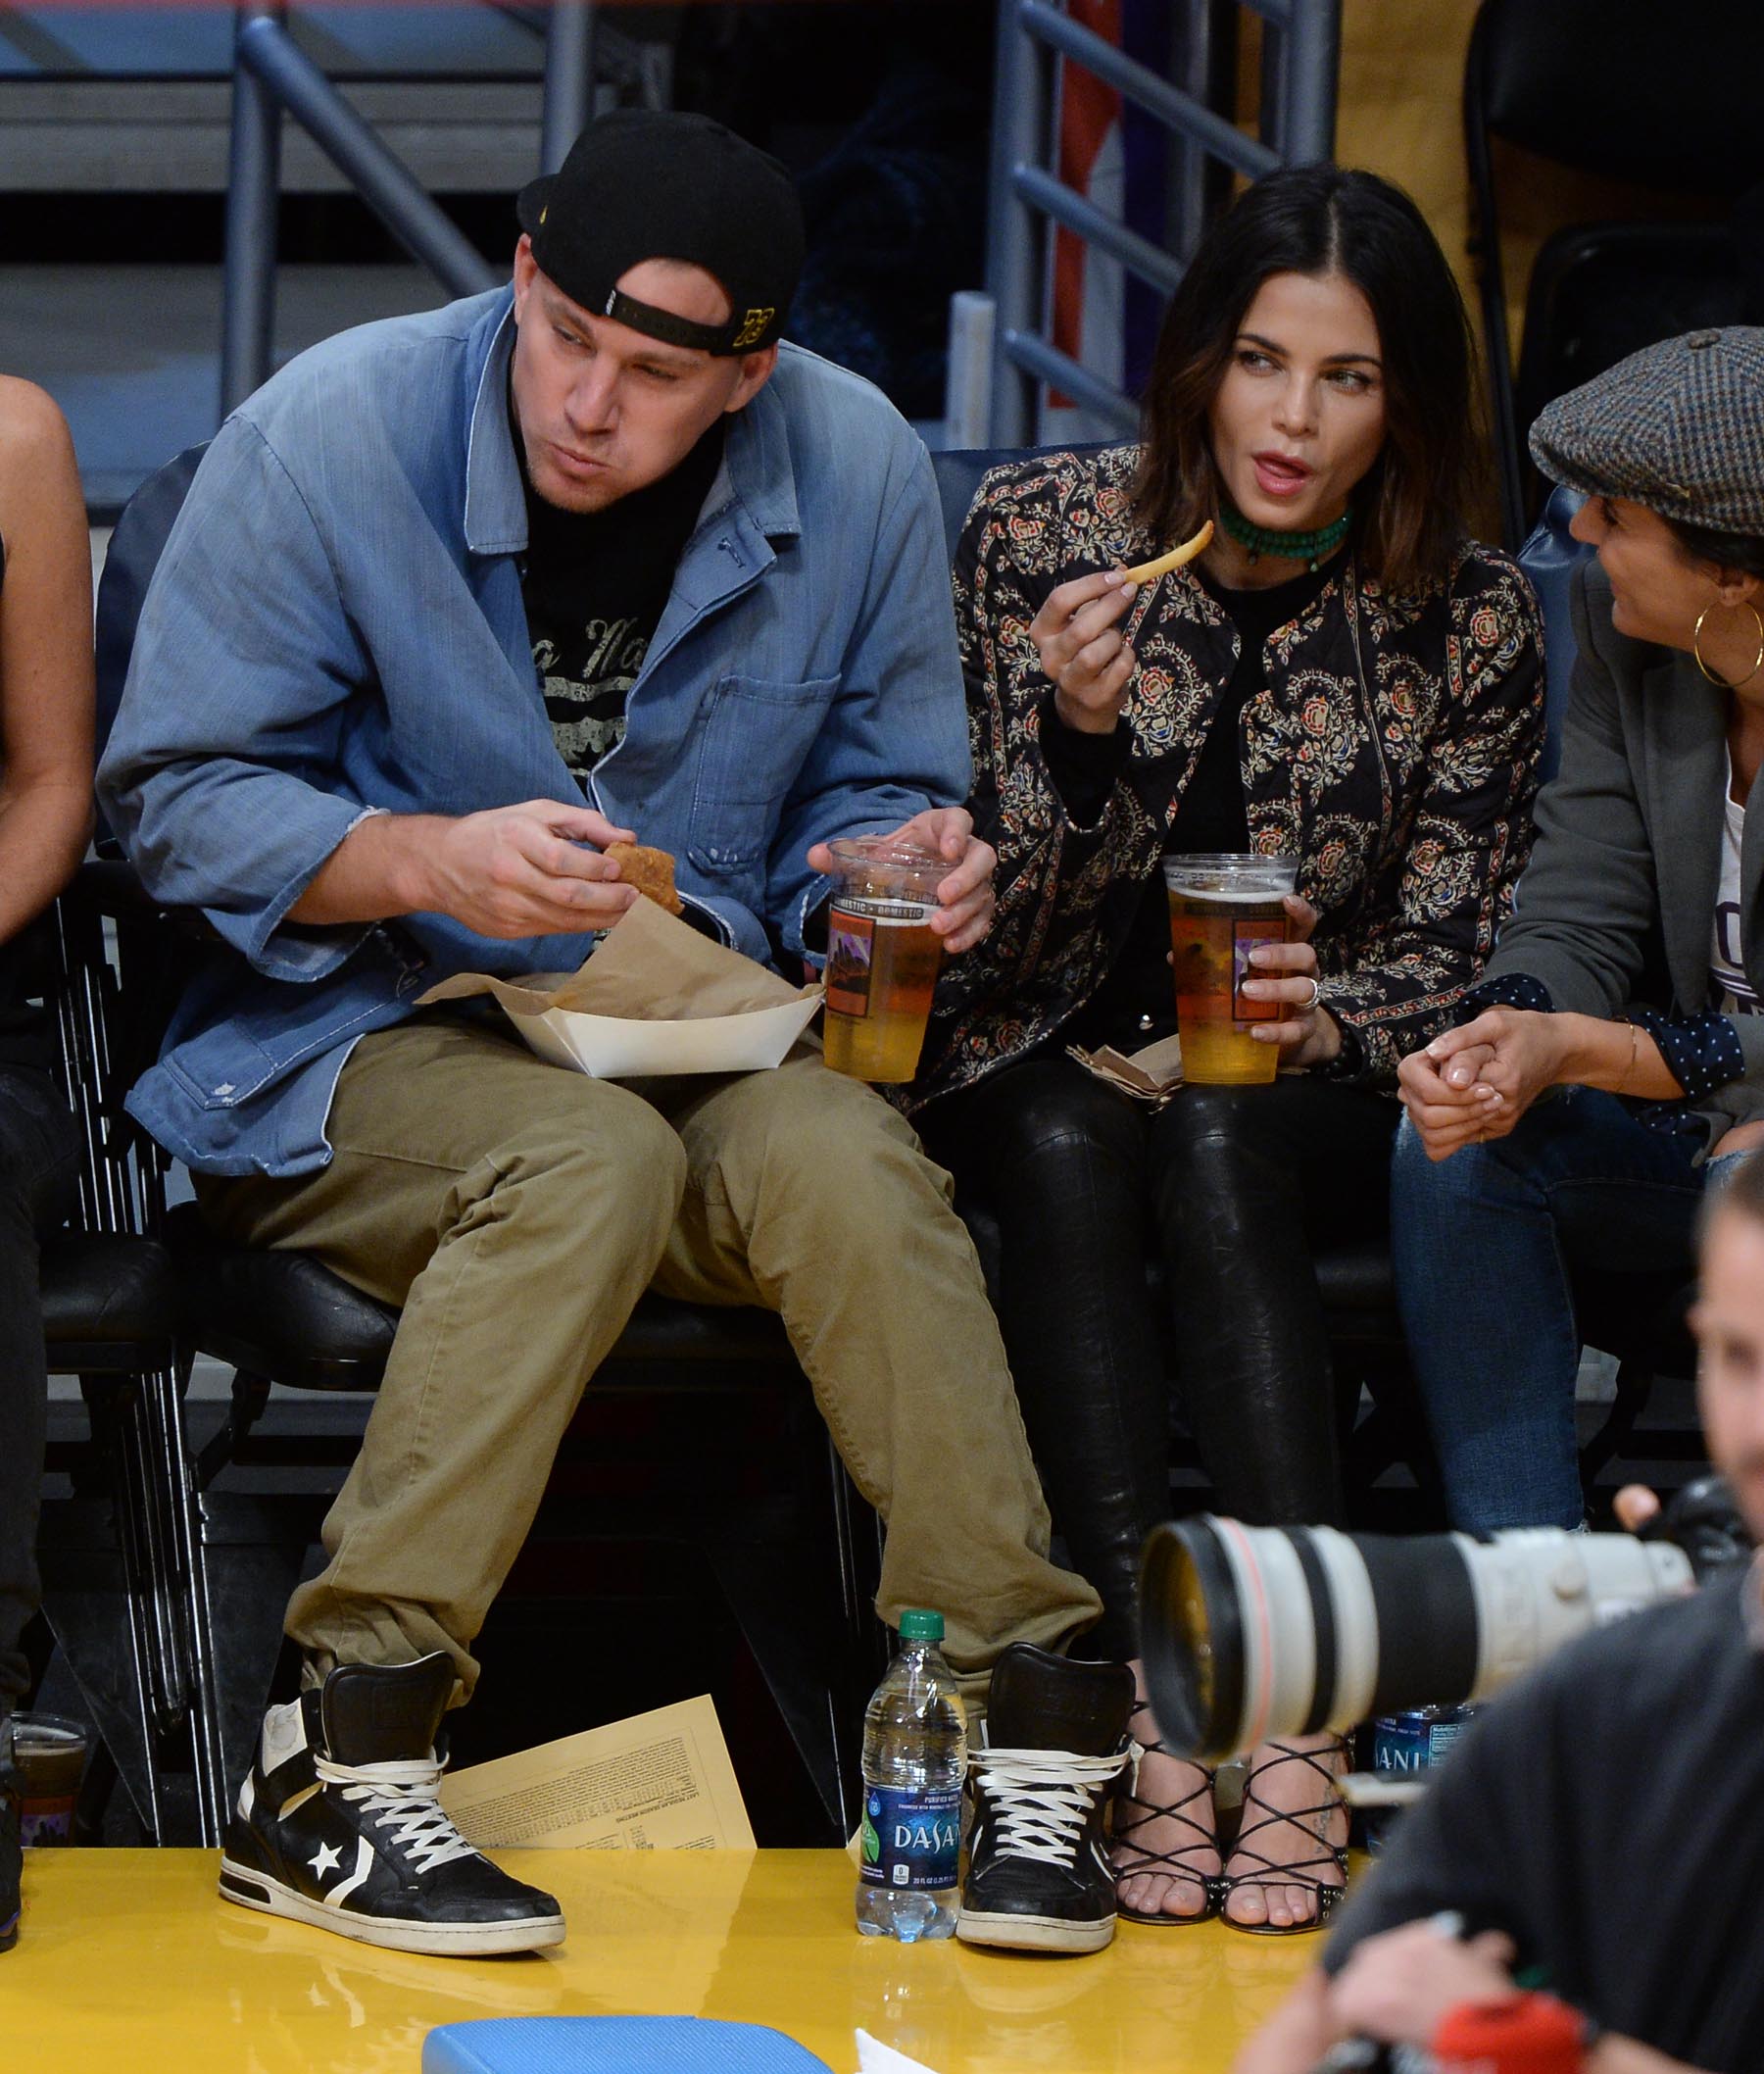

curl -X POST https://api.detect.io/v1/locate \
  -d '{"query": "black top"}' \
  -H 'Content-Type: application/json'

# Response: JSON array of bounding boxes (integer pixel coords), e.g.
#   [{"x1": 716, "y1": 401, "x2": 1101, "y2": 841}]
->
[
  {"x1": 0, "y1": 525, "x2": 53, "y2": 1075},
  {"x1": 1043, "y1": 556, "x2": 1335, "y2": 1051},
  {"x1": 1325, "y1": 1564, "x2": 1764, "y2": 2073},
  {"x1": 518, "y1": 417, "x2": 726, "y2": 787}
]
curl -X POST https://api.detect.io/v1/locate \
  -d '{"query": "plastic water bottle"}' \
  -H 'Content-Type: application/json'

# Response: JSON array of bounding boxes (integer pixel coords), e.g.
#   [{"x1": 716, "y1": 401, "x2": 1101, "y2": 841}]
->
[{"x1": 855, "y1": 1608, "x2": 966, "y2": 1942}]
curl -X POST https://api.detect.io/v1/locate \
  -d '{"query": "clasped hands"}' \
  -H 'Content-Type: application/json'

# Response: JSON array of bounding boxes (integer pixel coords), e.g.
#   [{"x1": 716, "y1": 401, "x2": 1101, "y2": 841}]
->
[
  {"x1": 1396, "y1": 1008, "x2": 1562, "y2": 1162},
  {"x1": 417, "y1": 798, "x2": 998, "y2": 954}
]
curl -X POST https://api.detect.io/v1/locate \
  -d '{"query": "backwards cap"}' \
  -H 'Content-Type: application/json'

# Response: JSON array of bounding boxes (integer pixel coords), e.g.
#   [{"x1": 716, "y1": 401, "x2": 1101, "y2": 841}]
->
[{"x1": 516, "y1": 109, "x2": 804, "y2": 357}]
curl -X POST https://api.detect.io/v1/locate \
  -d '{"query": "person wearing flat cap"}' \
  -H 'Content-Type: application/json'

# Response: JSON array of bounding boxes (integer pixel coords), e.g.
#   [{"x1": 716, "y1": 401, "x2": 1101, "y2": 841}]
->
[
  {"x1": 97, "y1": 109, "x2": 1108, "y2": 1958},
  {"x1": 1392, "y1": 327, "x2": 1764, "y2": 1535}
]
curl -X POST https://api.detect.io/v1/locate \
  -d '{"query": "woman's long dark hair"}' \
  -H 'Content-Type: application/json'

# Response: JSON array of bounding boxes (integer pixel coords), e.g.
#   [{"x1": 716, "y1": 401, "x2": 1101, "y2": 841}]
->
[{"x1": 1133, "y1": 166, "x2": 1483, "y2": 596}]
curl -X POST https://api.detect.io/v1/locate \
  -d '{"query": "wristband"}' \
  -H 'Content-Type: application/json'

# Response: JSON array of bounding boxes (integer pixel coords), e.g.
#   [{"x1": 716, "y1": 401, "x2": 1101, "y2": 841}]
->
[{"x1": 1433, "y1": 1992, "x2": 1593, "y2": 2071}]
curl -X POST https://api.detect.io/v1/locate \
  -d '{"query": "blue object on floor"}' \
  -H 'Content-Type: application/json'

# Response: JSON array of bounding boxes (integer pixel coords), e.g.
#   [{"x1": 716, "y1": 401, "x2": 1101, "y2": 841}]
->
[{"x1": 422, "y1": 2017, "x2": 837, "y2": 2074}]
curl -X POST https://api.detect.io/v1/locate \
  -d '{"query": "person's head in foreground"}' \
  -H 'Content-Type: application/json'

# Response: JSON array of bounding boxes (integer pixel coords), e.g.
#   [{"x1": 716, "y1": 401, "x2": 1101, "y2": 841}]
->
[
  {"x1": 1690, "y1": 1154, "x2": 1764, "y2": 1547},
  {"x1": 1235, "y1": 1154, "x2": 1764, "y2": 2074},
  {"x1": 1135, "y1": 163, "x2": 1483, "y2": 593},
  {"x1": 1536, "y1": 327, "x2": 1764, "y2": 689},
  {"x1": 509, "y1": 107, "x2": 805, "y2": 513}
]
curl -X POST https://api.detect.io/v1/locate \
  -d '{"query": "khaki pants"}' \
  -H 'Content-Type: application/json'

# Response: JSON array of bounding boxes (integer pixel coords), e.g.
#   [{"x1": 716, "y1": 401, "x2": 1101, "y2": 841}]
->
[{"x1": 196, "y1": 1015, "x2": 1100, "y2": 1707}]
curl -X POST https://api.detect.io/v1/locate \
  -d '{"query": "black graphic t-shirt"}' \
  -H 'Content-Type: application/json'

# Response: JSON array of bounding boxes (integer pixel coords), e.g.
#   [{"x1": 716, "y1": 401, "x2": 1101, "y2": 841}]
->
[{"x1": 518, "y1": 417, "x2": 727, "y2": 786}]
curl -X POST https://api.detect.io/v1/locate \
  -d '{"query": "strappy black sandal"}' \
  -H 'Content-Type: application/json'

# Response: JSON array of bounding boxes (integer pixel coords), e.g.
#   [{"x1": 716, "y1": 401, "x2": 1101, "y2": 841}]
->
[
  {"x1": 1110, "y1": 1702, "x2": 1223, "y2": 1925},
  {"x1": 1219, "y1": 1735, "x2": 1350, "y2": 1937}
]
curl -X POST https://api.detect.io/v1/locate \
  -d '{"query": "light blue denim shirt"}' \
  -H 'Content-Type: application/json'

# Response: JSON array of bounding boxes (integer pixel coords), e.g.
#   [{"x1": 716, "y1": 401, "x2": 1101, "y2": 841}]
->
[{"x1": 98, "y1": 288, "x2": 967, "y2": 1175}]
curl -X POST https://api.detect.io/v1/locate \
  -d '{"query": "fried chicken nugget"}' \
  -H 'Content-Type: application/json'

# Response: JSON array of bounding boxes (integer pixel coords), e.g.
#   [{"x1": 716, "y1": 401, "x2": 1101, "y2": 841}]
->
[{"x1": 607, "y1": 842, "x2": 684, "y2": 916}]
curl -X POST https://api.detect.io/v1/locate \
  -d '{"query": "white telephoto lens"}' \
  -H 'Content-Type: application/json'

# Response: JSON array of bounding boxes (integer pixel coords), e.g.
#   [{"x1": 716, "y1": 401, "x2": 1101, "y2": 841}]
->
[
  {"x1": 1464, "y1": 1530, "x2": 1694, "y2": 1701},
  {"x1": 1210, "y1": 1520, "x2": 1318, "y2": 1754},
  {"x1": 1302, "y1": 1525, "x2": 1381, "y2": 1734}
]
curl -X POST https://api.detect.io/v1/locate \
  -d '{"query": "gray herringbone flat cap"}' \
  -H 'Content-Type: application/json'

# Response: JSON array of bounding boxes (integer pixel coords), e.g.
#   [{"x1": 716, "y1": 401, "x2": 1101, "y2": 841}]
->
[{"x1": 1529, "y1": 326, "x2": 1764, "y2": 536}]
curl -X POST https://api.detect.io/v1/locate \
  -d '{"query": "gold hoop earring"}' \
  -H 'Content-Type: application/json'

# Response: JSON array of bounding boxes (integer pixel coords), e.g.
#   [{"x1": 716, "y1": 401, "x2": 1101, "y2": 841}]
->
[{"x1": 1692, "y1": 601, "x2": 1764, "y2": 690}]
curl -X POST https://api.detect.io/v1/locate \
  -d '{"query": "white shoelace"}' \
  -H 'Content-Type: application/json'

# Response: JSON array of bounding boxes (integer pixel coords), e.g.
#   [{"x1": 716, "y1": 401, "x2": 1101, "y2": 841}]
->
[
  {"x1": 314, "y1": 1753, "x2": 480, "y2": 1875},
  {"x1": 968, "y1": 1744, "x2": 1128, "y2": 1867}
]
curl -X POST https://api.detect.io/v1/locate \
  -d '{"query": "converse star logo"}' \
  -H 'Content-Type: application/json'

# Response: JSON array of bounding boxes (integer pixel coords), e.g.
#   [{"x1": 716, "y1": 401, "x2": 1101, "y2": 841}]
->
[{"x1": 309, "y1": 1842, "x2": 343, "y2": 1879}]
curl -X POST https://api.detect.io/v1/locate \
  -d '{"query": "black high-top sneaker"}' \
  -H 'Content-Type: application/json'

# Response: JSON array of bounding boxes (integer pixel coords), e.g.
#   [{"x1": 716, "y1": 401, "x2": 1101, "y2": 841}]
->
[
  {"x1": 957, "y1": 1645, "x2": 1134, "y2": 1954},
  {"x1": 0, "y1": 1734, "x2": 20, "y2": 1955},
  {"x1": 218, "y1": 1654, "x2": 564, "y2": 1956}
]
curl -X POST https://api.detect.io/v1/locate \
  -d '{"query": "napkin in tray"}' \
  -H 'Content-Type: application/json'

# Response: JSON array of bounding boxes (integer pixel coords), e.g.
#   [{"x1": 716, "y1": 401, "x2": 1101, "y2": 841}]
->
[{"x1": 417, "y1": 894, "x2": 823, "y2": 1079}]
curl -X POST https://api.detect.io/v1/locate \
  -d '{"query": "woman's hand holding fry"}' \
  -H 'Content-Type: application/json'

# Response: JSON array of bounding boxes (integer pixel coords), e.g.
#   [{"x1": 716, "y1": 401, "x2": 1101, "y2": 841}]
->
[
  {"x1": 1031, "y1": 568, "x2": 1141, "y2": 735},
  {"x1": 1032, "y1": 524, "x2": 1212, "y2": 737}
]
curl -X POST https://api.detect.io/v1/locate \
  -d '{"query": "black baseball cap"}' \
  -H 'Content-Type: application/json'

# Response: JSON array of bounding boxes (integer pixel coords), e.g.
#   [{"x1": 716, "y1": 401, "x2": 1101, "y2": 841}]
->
[{"x1": 516, "y1": 110, "x2": 804, "y2": 357}]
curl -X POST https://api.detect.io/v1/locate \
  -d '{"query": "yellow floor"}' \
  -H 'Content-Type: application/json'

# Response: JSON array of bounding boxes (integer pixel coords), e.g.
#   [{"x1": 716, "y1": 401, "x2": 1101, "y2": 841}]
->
[{"x1": 0, "y1": 1849, "x2": 1313, "y2": 2073}]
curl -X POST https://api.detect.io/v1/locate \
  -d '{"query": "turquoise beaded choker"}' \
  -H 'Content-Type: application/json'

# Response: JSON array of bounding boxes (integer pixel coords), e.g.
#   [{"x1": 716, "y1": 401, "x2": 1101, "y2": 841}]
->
[{"x1": 1219, "y1": 496, "x2": 1350, "y2": 572}]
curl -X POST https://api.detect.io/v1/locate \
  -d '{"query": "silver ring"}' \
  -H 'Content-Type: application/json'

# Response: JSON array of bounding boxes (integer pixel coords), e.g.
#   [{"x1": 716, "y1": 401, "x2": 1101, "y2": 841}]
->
[{"x1": 1298, "y1": 977, "x2": 1322, "y2": 1012}]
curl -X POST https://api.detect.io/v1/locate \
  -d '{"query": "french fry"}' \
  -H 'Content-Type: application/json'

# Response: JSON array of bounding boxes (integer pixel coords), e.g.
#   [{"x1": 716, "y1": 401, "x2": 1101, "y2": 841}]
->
[{"x1": 1121, "y1": 519, "x2": 1214, "y2": 586}]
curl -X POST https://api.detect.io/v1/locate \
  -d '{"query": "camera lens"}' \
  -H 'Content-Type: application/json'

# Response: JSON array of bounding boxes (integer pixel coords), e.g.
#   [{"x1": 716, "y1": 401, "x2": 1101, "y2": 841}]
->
[{"x1": 1140, "y1": 1516, "x2": 1696, "y2": 1762}]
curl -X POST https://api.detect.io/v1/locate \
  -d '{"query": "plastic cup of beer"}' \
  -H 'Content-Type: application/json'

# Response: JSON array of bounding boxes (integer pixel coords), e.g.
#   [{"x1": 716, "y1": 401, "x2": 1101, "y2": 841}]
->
[
  {"x1": 1163, "y1": 854, "x2": 1300, "y2": 1087},
  {"x1": 821, "y1": 837, "x2": 947, "y2": 1084},
  {"x1": 11, "y1": 1713, "x2": 88, "y2": 1846}
]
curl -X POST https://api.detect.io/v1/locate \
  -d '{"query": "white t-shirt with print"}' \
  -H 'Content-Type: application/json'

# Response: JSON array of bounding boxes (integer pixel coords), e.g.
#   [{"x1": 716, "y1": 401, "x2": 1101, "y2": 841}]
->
[{"x1": 1713, "y1": 760, "x2": 1761, "y2": 1017}]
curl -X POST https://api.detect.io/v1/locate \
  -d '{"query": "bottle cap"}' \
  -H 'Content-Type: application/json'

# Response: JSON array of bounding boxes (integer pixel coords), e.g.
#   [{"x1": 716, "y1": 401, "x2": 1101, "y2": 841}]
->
[{"x1": 899, "y1": 1609, "x2": 944, "y2": 1642}]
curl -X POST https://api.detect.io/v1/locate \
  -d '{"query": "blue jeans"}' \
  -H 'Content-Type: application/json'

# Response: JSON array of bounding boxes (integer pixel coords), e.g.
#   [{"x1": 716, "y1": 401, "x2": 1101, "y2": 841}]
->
[{"x1": 1391, "y1": 1088, "x2": 1733, "y2": 1533}]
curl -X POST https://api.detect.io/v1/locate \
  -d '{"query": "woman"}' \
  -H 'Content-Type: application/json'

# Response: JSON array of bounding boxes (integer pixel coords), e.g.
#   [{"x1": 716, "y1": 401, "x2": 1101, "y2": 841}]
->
[
  {"x1": 0, "y1": 378, "x2": 93, "y2": 1951},
  {"x1": 911, "y1": 168, "x2": 1544, "y2": 1932},
  {"x1": 1393, "y1": 327, "x2": 1764, "y2": 1538}
]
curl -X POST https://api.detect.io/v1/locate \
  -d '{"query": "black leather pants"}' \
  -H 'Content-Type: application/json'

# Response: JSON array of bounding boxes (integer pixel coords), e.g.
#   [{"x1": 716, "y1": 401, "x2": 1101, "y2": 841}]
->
[{"x1": 927, "y1": 1059, "x2": 1396, "y2": 1657}]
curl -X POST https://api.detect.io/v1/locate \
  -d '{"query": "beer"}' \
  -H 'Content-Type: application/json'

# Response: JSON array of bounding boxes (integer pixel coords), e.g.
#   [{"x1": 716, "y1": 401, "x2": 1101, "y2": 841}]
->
[
  {"x1": 819, "y1": 836, "x2": 952, "y2": 1084},
  {"x1": 823, "y1": 900, "x2": 944, "y2": 1083},
  {"x1": 1163, "y1": 856, "x2": 1299, "y2": 1086}
]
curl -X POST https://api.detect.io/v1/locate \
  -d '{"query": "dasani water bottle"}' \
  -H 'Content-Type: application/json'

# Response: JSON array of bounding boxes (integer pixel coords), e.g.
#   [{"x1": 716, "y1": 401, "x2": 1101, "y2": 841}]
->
[{"x1": 855, "y1": 1608, "x2": 965, "y2": 1941}]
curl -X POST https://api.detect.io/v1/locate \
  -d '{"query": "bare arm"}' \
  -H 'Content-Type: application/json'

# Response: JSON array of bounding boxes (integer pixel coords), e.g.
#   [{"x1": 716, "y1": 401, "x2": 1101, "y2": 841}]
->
[
  {"x1": 1232, "y1": 1968, "x2": 1340, "y2": 2074},
  {"x1": 1251, "y1": 1925, "x2": 1713, "y2": 2074},
  {"x1": 0, "y1": 378, "x2": 94, "y2": 946}
]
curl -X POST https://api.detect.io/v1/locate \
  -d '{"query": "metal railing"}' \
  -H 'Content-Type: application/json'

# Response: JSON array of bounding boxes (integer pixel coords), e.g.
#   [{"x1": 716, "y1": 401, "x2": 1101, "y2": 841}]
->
[
  {"x1": 220, "y1": 0, "x2": 666, "y2": 418},
  {"x1": 52, "y1": 884, "x2": 229, "y2": 1844},
  {"x1": 984, "y1": 0, "x2": 1343, "y2": 444}
]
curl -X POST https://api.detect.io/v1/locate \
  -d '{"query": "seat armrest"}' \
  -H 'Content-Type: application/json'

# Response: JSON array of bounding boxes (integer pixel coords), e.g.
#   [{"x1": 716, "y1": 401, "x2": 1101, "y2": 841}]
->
[{"x1": 70, "y1": 858, "x2": 220, "y2": 942}]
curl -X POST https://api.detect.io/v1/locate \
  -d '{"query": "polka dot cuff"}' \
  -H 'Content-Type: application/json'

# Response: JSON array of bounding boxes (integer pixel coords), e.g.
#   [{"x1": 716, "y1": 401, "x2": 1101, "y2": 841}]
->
[
  {"x1": 1458, "y1": 972, "x2": 1554, "y2": 1019},
  {"x1": 1459, "y1": 970, "x2": 1743, "y2": 1141},
  {"x1": 1626, "y1": 1006, "x2": 1744, "y2": 1101}
]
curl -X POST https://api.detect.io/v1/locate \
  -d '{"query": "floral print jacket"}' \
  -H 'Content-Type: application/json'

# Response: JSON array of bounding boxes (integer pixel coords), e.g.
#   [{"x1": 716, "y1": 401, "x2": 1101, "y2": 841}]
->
[{"x1": 909, "y1": 445, "x2": 1546, "y2": 1109}]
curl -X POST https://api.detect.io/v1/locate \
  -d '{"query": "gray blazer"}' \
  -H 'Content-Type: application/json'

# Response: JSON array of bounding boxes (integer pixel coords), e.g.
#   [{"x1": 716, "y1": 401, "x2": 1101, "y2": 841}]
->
[{"x1": 1487, "y1": 557, "x2": 1764, "y2": 1140}]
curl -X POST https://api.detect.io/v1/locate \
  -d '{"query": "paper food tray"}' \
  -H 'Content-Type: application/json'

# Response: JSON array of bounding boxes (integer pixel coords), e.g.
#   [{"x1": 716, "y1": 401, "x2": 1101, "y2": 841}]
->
[
  {"x1": 506, "y1": 992, "x2": 822, "y2": 1078},
  {"x1": 417, "y1": 895, "x2": 825, "y2": 1080}
]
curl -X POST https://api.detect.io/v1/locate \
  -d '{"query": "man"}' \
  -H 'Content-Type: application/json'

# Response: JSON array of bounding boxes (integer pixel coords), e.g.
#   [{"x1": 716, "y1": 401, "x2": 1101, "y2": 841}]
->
[
  {"x1": 1237, "y1": 1154, "x2": 1764, "y2": 2074},
  {"x1": 100, "y1": 112, "x2": 1128, "y2": 1959}
]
